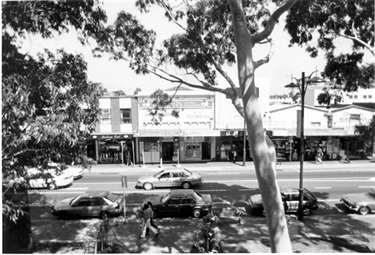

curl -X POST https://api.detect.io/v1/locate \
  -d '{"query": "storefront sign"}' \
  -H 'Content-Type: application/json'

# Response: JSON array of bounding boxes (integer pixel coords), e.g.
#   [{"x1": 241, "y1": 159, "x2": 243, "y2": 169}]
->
[
  {"x1": 137, "y1": 130, "x2": 180, "y2": 137},
  {"x1": 92, "y1": 134, "x2": 133, "y2": 139},
  {"x1": 185, "y1": 137, "x2": 204, "y2": 142}
]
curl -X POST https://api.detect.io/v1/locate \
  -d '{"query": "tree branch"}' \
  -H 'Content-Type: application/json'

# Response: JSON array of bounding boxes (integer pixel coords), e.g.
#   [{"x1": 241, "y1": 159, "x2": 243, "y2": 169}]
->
[
  {"x1": 252, "y1": 0, "x2": 297, "y2": 44},
  {"x1": 254, "y1": 38, "x2": 274, "y2": 69}
]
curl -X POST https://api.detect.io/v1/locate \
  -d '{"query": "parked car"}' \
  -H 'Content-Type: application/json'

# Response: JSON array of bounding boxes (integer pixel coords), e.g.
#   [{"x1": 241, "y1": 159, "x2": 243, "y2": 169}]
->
[
  {"x1": 340, "y1": 189, "x2": 375, "y2": 215},
  {"x1": 143, "y1": 189, "x2": 212, "y2": 218},
  {"x1": 52, "y1": 190, "x2": 125, "y2": 219},
  {"x1": 136, "y1": 167, "x2": 202, "y2": 190},
  {"x1": 248, "y1": 188, "x2": 318, "y2": 216}
]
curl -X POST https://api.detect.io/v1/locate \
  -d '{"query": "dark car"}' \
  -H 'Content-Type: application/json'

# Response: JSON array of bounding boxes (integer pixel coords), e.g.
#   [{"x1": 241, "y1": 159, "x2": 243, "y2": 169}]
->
[
  {"x1": 248, "y1": 188, "x2": 318, "y2": 216},
  {"x1": 143, "y1": 189, "x2": 212, "y2": 218},
  {"x1": 52, "y1": 190, "x2": 125, "y2": 219},
  {"x1": 340, "y1": 189, "x2": 375, "y2": 215}
]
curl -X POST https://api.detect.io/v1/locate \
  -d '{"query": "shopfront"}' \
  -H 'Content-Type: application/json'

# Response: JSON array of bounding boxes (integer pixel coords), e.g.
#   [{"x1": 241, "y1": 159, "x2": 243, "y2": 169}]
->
[
  {"x1": 136, "y1": 130, "x2": 219, "y2": 164},
  {"x1": 88, "y1": 134, "x2": 134, "y2": 164}
]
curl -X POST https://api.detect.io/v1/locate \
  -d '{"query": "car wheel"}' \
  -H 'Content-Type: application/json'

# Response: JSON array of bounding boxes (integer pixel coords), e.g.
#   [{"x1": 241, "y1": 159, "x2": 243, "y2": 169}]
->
[
  {"x1": 303, "y1": 207, "x2": 312, "y2": 216},
  {"x1": 358, "y1": 206, "x2": 371, "y2": 215},
  {"x1": 193, "y1": 209, "x2": 201, "y2": 218},
  {"x1": 100, "y1": 211, "x2": 110, "y2": 219},
  {"x1": 143, "y1": 182, "x2": 153, "y2": 190},
  {"x1": 48, "y1": 182, "x2": 57, "y2": 190},
  {"x1": 181, "y1": 182, "x2": 191, "y2": 189}
]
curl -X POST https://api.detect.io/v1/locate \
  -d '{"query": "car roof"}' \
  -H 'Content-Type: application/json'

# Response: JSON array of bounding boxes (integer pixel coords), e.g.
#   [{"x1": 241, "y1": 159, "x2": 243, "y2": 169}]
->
[
  {"x1": 281, "y1": 188, "x2": 311, "y2": 194},
  {"x1": 163, "y1": 168, "x2": 189, "y2": 172},
  {"x1": 170, "y1": 189, "x2": 196, "y2": 196},
  {"x1": 80, "y1": 190, "x2": 110, "y2": 198}
]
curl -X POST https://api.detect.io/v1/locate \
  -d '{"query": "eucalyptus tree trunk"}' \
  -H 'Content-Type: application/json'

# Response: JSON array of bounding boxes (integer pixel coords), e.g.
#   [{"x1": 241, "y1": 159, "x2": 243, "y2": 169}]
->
[{"x1": 228, "y1": 0, "x2": 296, "y2": 252}]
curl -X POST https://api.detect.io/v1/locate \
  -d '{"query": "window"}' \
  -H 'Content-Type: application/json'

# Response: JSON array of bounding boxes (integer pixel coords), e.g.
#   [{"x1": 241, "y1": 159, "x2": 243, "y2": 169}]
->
[
  {"x1": 348, "y1": 95, "x2": 353, "y2": 99},
  {"x1": 168, "y1": 198, "x2": 180, "y2": 205},
  {"x1": 120, "y1": 109, "x2": 131, "y2": 124},
  {"x1": 91, "y1": 197, "x2": 106, "y2": 206},
  {"x1": 350, "y1": 114, "x2": 361, "y2": 120},
  {"x1": 369, "y1": 95, "x2": 373, "y2": 99},
  {"x1": 101, "y1": 109, "x2": 111, "y2": 124},
  {"x1": 354, "y1": 95, "x2": 358, "y2": 99},
  {"x1": 311, "y1": 122, "x2": 321, "y2": 126},
  {"x1": 74, "y1": 198, "x2": 91, "y2": 207},
  {"x1": 363, "y1": 95, "x2": 367, "y2": 99}
]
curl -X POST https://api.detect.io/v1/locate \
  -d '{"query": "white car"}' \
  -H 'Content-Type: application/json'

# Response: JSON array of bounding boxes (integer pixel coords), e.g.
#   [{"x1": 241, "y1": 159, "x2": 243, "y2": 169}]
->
[
  {"x1": 24, "y1": 167, "x2": 74, "y2": 190},
  {"x1": 63, "y1": 165, "x2": 85, "y2": 180},
  {"x1": 136, "y1": 167, "x2": 203, "y2": 190}
]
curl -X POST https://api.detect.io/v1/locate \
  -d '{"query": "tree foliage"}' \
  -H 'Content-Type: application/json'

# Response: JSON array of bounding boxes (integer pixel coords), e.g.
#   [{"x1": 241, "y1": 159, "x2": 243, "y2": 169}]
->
[
  {"x1": 285, "y1": 0, "x2": 374, "y2": 106},
  {"x1": 2, "y1": 0, "x2": 107, "y2": 225}
]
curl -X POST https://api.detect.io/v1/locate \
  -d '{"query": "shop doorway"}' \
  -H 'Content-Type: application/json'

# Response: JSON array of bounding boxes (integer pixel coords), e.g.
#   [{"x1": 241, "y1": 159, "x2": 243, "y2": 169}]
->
[
  {"x1": 162, "y1": 142, "x2": 174, "y2": 162},
  {"x1": 202, "y1": 142, "x2": 211, "y2": 160}
]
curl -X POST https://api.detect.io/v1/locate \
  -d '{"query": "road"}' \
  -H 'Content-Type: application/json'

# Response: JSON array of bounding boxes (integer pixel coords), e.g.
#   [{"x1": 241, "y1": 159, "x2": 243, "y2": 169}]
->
[{"x1": 29, "y1": 164, "x2": 374, "y2": 202}]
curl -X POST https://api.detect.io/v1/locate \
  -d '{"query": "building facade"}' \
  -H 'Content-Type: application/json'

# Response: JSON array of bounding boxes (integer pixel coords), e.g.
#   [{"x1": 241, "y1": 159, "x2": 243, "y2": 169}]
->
[{"x1": 88, "y1": 86, "x2": 374, "y2": 164}]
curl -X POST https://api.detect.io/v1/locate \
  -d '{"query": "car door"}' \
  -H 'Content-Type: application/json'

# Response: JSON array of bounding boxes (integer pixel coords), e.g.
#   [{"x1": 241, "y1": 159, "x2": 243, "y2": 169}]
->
[
  {"x1": 163, "y1": 197, "x2": 181, "y2": 216},
  {"x1": 179, "y1": 197, "x2": 195, "y2": 216},
  {"x1": 89, "y1": 197, "x2": 108, "y2": 217},
  {"x1": 287, "y1": 193, "x2": 300, "y2": 213},
  {"x1": 170, "y1": 171, "x2": 182, "y2": 187},
  {"x1": 70, "y1": 198, "x2": 92, "y2": 217},
  {"x1": 157, "y1": 171, "x2": 172, "y2": 187}
]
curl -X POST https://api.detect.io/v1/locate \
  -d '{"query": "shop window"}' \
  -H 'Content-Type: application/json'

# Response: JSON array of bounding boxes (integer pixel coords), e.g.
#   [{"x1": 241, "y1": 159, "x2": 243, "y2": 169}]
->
[
  {"x1": 120, "y1": 109, "x2": 131, "y2": 124},
  {"x1": 350, "y1": 114, "x2": 360, "y2": 120},
  {"x1": 101, "y1": 109, "x2": 111, "y2": 124},
  {"x1": 310, "y1": 122, "x2": 321, "y2": 126}
]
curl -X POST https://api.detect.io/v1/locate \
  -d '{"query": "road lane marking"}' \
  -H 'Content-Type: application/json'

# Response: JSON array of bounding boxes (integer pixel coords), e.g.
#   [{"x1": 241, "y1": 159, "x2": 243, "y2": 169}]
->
[{"x1": 358, "y1": 186, "x2": 375, "y2": 189}]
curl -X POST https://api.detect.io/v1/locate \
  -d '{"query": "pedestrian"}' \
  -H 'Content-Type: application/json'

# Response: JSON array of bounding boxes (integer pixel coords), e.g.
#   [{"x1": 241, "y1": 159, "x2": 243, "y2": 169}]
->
[
  {"x1": 315, "y1": 147, "x2": 323, "y2": 164},
  {"x1": 147, "y1": 202, "x2": 159, "y2": 231},
  {"x1": 126, "y1": 150, "x2": 133, "y2": 166},
  {"x1": 231, "y1": 145, "x2": 237, "y2": 163},
  {"x1": 140, "y1": 203, "x2": 159, "y2": 238}
]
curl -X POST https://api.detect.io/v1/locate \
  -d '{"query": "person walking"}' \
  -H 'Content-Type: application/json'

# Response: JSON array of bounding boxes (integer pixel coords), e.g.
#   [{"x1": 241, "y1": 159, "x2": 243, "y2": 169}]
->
[{"x1": 140, "y1": 203, "x2": 159, "y2": 238}]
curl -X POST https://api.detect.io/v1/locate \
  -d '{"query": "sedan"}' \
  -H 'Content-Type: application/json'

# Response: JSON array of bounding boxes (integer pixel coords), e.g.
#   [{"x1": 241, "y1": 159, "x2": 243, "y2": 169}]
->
[
  {"x1": 248, "y1": 188, "x2": 318, "y2": 216},
  {"x1": 52, "y1": 191, "x2": 125, "y2": 219},
  {"x1": 136, "y1": 167, "x2": 202, "y2": 190},
  {"x1": 340, "y1": 189, "x2": 375, "y2": 215},
  {"x1": 25, "y1": 167, "x2": 74, "y2": 190},
  {"x1": 143, "y1": 189, "x2": 212, "y2": 218}
]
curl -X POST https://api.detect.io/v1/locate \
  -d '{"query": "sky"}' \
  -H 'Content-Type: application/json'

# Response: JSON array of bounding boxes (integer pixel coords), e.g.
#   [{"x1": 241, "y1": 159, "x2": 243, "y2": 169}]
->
[{"x1": 19, "y1": 0, "x2": 353, "y2": 95}]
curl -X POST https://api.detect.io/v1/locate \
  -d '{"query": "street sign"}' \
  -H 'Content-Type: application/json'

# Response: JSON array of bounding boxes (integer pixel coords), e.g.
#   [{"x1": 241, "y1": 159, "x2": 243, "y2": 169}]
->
[{"x1": 121, "y1": 175, "x2": 127, "y2": 188}]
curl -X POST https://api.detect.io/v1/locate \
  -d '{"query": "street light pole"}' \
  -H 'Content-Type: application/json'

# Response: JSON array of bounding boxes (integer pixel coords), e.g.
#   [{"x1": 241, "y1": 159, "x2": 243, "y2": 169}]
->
[
  {"x1": 285, "y1": 71, "x2": 325, "y2": 221},
  {"x1": 298, "y1": 72, "x2": 305, "y2": 221}
]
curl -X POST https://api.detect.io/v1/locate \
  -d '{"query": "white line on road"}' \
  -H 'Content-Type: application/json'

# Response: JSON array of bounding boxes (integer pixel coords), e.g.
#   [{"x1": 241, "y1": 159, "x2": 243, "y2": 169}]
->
[{"x1": 358, "y1": 186, "x2": 375, "y2": 189}]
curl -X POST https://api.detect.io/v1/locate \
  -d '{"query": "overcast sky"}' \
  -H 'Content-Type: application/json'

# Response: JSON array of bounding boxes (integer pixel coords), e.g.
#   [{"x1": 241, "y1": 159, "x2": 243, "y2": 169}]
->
[{"x1": 20, "y1": 0, "x2": 353, "y2": 95}]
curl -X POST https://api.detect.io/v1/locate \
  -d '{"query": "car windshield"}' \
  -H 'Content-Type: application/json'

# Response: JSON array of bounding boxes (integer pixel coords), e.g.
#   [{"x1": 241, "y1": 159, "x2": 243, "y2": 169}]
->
[
  {"x1": 153, "y1": 170, "x2": 164, "y2": 178},
  {"x1": 105, "y1": 192, "x2": 119, "y2": 202},
  {"x1": 366, "y1": 190, "x2": 375, "y2": 200},
  {"x1": 161, "y1": 193, "x2": 171, "y2": 204},
  {"x1": 183, "y1": 169, "x2": 192, "y2": 176}
]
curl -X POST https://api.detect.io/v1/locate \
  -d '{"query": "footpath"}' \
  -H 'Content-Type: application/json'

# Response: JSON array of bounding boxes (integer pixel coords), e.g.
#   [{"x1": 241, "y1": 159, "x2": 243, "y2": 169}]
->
[
  {"x1": 32, "y1": 159, "x2": 375, "y2": 253},
  {"x1": 86, "y1": 158, "x2": 374, "y2": 174}
]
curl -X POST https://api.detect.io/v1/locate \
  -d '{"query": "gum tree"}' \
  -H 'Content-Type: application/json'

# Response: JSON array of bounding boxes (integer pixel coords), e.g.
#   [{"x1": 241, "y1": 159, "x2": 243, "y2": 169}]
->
[
  {"x1": 95, "y1": 0, "x2": 297, "y2": 252},
  {"x1": 285, "y1": 0, "x2": 374, "y2": 105}
]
